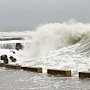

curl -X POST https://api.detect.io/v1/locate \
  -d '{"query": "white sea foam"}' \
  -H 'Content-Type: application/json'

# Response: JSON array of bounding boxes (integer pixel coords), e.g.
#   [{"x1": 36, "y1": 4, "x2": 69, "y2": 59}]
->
[
  {"x1": 1, "y1": 22, "x2": 90, "y2": 76},
  {"x1": 28, "y1": 22, "x2": 90, "y2": 57}
]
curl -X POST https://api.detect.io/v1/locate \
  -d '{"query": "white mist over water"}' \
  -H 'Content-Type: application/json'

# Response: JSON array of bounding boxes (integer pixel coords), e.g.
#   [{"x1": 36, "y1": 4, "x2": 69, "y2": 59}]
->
[
  {"x1": 1, "y1": 21, "x2": 90, "y2": 75},
  {"x1": 29, "y1": 22, "x2": 90, "y2": 57}
]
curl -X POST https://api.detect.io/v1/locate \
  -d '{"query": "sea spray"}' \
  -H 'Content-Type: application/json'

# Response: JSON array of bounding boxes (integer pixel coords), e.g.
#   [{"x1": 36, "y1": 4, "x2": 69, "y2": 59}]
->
[
  {"x1": 28, "y1": 22, "x2": 90, "y2": 57},
  {"x1": 19, "y1": 22, "x2": 90, "y2": 75},
  {"x1": 1, "y1": 22, "x2": 90, "y2": 75}
]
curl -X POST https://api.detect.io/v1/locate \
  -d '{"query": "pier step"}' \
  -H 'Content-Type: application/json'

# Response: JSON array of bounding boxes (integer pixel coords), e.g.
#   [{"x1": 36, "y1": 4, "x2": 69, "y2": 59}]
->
[
  {"x1": 21, "y1": 66, "x2": 42, "y2": 73},
  {"x1": 5, "y1": 64, "x2": 21, "y2": 70},
  {"x1": 79, "y1": 72, "x2": 90, "y2": 78},
  {"x1": 47, "y1": 69, "x2": 71, "y2": 77},
  {"x1": 0, "y1": 63, "x2": 5, "y2": 67}
]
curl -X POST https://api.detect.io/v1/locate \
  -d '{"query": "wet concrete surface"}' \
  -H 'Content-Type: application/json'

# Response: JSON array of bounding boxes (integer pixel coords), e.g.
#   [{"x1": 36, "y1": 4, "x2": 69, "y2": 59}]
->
[{"x1": 0, "y1": 68, "x2": 90, "y2": 90}]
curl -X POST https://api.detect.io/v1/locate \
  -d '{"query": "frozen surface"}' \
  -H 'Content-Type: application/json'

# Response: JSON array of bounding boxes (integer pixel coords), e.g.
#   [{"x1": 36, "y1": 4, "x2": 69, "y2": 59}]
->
[{"x1": 0, "y1": 68, "x2": 90, "y2": 90}]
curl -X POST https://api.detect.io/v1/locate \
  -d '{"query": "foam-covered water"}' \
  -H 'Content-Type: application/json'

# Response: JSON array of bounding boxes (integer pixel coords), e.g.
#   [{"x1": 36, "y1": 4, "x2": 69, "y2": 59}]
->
[
  {"x1": 1, "y1": 22, "x2": 90, "y2": 76},
  {"x1": 0, "y1": 69, "x2": 90, "y2": 90}
]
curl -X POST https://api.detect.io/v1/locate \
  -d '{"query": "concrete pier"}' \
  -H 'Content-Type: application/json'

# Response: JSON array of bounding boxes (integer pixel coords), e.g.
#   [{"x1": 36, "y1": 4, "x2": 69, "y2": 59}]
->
[
  {"x1": 79, "y1": 72, "x2": 90, "y2": 78},
  {"x1": 5, "y1": 64, "x2": 21, "y2": 70},
  {"x1": 47, "y1": 69, "x2": 71, "y2": 77},
  {"x1": 21, "y1": 66, "x2": 42, "y2": 73}
]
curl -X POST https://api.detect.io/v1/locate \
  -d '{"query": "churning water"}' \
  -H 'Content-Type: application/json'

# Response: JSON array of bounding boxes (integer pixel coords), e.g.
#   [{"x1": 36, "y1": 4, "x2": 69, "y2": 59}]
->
[
  {"x1": 0, "y1": 68, "x2": 90, "y2": 90},
  {"x1": 0, "y1": 22, "x2": 90, "y2": 89},
  {"x1": 0, "y1": 22, "x2": 90, "y2": 75}
]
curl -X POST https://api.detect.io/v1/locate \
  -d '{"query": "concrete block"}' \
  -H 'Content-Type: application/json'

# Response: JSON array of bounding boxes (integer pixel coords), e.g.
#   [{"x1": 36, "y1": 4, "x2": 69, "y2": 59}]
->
[
  {"x1": 16, "y1": 43, "x2": 23, "y2": 51},
  {"x1": 5, "y1": 64, "x2": 21, "y2": 70},
  {"x1": 1, "y1": 55, "x2": 8, "y2": 64},
  {"x1": 21, "y1": 66, "x2": 42, "y2": 73},
  {"x1": 79, "y1": 72, "x2": 90, "y2": 78},
  {"x1": 47, "y1": 69, "x2": 71, "y2": 77},
  {"x1": 0, "y1": 63, "x2": 5, "y2": 67}
]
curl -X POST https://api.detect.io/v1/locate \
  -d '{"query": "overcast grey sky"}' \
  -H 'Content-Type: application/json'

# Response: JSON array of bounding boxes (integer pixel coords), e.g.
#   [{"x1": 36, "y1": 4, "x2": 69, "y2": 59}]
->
[{"x1": 0, "y1": 0, "x2": 90, "y2": 31}]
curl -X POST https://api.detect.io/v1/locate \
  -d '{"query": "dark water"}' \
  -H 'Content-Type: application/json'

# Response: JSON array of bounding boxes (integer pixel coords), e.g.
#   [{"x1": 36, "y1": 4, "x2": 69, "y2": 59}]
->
[{"x1": 0, "y1": 68, "x2": 90, "y2": 90}]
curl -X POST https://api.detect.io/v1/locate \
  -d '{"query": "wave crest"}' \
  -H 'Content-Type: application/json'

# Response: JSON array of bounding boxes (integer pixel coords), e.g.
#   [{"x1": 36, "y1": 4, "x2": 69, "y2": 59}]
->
[{"x1": 29, "y1": 22, "x2": 90, "y2": 57}]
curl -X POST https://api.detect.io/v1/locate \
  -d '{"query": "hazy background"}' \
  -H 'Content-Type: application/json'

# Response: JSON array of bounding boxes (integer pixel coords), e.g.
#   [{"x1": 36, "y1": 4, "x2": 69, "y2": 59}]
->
[{"x1": 0, "y1": 0, "x2": 90, "y2": 31}]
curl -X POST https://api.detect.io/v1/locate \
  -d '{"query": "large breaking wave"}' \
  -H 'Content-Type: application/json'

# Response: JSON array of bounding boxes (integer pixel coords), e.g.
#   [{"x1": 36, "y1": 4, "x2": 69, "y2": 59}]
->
[
  {"x1": 1, "y1": 21, "x2": 90, "y2": 75},
  {"x1": 29, "y1": 22, "x2": 90, "y2": 57}
]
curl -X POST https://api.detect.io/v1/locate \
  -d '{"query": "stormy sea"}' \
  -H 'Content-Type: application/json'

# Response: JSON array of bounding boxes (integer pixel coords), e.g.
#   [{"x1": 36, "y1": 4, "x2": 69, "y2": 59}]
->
[{"x1": 0, "y1": 22, "x2": 90, "y2": 90}]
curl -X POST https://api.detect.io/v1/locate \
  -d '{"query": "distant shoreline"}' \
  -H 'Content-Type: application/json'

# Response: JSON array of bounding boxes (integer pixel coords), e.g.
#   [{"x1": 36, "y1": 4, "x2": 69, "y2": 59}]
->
[{"x1": 0, "y1": 38, "x2": 23, "y2": 41}]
